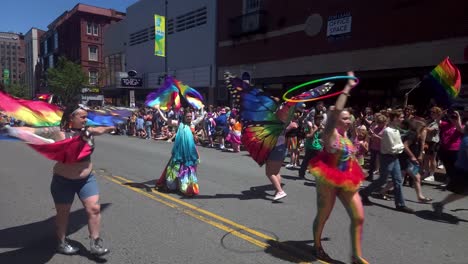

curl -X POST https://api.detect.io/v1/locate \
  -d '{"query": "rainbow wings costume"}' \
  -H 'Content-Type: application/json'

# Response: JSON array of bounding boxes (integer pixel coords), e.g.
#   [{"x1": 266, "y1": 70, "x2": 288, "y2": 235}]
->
[
  {"x1": 0, "y1": 91, "x2": 132, "y2": 163},
  {"x1": 224, "y1": 73, "x2": 332, "y2": 166}
]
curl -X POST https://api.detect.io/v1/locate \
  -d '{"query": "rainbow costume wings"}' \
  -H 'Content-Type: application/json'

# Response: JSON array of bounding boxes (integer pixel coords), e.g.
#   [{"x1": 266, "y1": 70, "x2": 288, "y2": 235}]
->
[
  {"x1": 225, "y1": 74, "x2": 333, "y2": 166},
  {"x1": 145, "y1": 76, "x2": 204, "y2": 110}
]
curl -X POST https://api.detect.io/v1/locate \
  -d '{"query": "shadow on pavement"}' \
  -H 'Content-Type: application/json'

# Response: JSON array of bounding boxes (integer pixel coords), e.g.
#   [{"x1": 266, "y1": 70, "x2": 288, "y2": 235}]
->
[
  {"x1": 185, "y1": 184, "x2": 286, "y2": 202},
  {"x1": 414, "y1": 210, "x2": 468, "y2": 224},
  {"x1": 123, "y1": 180, "x2": 155, "y2": 192},
  {"x1": 0, "y1": 203, "x2": 111, "y2": 264},
  {"x1": 264, "y1": 239, "x2": 345, "y2": 264}
]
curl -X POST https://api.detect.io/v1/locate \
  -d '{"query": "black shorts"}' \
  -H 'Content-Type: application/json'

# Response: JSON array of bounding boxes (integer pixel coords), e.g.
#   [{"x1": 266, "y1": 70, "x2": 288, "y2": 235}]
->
[
  {"x1": 425, "y1": 142, "x2": 439, "y2": 155},
  {"x1": 446, "y1": 167, "x2": 468, "y2": 195}
]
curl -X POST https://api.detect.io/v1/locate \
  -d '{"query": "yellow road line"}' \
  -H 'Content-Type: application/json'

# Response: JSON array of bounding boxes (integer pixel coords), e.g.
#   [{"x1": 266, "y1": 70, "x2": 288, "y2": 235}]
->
[
  {"x1": 112, "y1": 175, "x2": 276, "y2": 241},
  {"x1": 103, "y1": 174, "x2": 312, "y2": 264}
]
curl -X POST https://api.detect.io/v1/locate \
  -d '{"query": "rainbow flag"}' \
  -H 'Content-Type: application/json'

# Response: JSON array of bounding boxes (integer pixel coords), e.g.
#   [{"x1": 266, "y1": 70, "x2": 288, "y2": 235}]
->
[
  {"x1": 0, "y1": 91, "x2": 130, "y2": 127},
  {"x1": 0, "y1": 91, "x2": 62, "y2": 126},
  {"x1": 429, "y1": 57, "x2": 462, "y2": 99},
  {"x1": 145, "y1": 76, "x2": 204, "y2": 110}
]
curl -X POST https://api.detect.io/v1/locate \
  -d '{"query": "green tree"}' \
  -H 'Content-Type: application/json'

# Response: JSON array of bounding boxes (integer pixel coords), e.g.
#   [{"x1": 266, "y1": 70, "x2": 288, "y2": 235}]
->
[
  {"x1": 5, "y1": 83, "x2": 29, "y2": 99},
  {"x1": 47, "y1": 57, "x2": 87, "y2": 104}
]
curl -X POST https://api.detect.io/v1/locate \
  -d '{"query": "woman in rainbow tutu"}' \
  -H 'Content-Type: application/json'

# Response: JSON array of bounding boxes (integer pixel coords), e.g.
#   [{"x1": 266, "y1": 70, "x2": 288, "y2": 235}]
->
[{"x1": 308, "y1": 72, "x2": 368, "y2": 264}]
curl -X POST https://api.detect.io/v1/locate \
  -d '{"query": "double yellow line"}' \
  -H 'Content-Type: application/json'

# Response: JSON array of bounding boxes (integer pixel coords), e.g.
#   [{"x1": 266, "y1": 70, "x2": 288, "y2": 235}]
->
[{"x1": 101, "y1": 174, "x2": 318, "y2": 264}]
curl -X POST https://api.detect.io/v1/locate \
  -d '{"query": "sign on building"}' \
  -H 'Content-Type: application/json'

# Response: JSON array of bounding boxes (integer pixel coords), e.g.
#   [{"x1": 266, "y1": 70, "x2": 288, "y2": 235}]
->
[
  {"x1": 3, "y1": 69, "x2": 10, "y2": 85},
  {"x1": 154, "y1": 14, "x2": 166, "y2": 57},
  {"x1": 326, "y1": 12, "x2": 352, "y2": 40},
  {"x1": 121, "y1": 78, "x2": 143, "y2": 87}
]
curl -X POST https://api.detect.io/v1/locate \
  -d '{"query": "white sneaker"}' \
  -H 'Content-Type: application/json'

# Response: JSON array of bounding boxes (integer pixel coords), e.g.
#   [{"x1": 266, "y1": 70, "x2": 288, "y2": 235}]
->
[
  {"x1": 424, "y1": 175, "x2": 435, "y2": 182},
  {"x1": 273, "y1": 191, "x2": 287, "y2": 201},
  {"x1": 285, "y1": 164, "x2": 294, "y2": 169},
  {"x1": 220, "y1": 145, "x2": 225, "y2": 150},
  {"x1": 437, "y1": 164, "x2": 444, "y2": 169}
]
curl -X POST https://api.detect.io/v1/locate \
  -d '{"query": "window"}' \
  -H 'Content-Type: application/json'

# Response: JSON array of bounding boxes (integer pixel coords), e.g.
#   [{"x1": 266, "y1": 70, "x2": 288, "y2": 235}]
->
[
  {"x1": 88, "y1": 46, "x2": 98, "y2": 61},
  {"x1": 87, "y1": 23, "x2": 92, "y2": 35},
  {"x1": 54, "y1": 31, "x2": 59, "y2": 50},
  {"x1": 243, "y1": 0, "x2": 262, "y2": 13},
  {"x1": 93, "y1": 24, "x2": 99, "y2": 36},
  {"x1": 44, "y1": 39, "x2": 48, "y2": 54},
  {"x1": 89, "y1": 71, "x2": 98, "y2": 85},
  {"x1": 48, "y1": 55, "x2": 54, "y2": 68}
]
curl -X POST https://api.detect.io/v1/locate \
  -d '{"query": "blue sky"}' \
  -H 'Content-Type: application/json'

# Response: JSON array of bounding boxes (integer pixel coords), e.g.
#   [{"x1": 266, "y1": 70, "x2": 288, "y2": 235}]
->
[{"x1": 2, "y1": 0, "x2": 139, "y2": 34}]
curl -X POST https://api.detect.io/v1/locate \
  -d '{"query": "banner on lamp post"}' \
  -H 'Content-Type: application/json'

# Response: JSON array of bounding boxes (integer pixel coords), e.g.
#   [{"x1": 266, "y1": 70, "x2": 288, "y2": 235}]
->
[{"x1": 154, "y1": 14, "x2": 166, "y2": 57}]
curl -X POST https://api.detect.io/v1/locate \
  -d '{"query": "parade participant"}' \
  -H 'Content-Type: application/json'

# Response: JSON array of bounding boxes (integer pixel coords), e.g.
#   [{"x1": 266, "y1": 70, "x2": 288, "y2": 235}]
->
[
  {"x1": 155, "y1": 105, "x2": 205, "y2": 196},
  {"x1": 308, "y1": 72, "x2": 368, "y2": 264},
  {"x1": 360, "y1": 110, "x2": 415, "y2": 214},
  {"x1": 12, "y1": 103, "x2": 114, "y2": 256},
  {"x1": 225, "y1": 72, "x2": 335, "y2": 201},
  {"x1": 433, "y1": 121, "x2": 468, "y2": 215}
]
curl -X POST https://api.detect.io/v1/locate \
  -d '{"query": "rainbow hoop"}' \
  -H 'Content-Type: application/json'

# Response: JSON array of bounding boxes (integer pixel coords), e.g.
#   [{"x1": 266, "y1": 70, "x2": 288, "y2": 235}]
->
[{"x1": 282, "y1": 76, "x2": 359, "y2": 103}]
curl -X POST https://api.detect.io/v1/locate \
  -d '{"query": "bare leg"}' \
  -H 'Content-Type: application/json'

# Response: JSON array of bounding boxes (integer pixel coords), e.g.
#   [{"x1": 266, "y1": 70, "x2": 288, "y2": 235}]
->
[
  {"x1": 81, "y1": 195, "x2": 101, "y2": 239},
  {"x1": 265, "y1": 160, "x2": 284, "y2": 193},
  {"x1": 410, "y1": 172, "x2": 428, "y2": 200},
  {"x1": 313, "y1": 182, "x2": 337, "y2": 249},
  {"x1": 338, "y1": 190, "x2": 368, "y2": 263},
  {"x1": 55, "y1": 204, "x2": 72, "y2": 241}
]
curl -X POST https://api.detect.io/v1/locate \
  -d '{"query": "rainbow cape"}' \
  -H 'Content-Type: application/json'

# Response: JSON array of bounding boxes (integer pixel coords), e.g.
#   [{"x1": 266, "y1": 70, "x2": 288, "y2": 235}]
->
[
  {"x1": 427, "y1": 57, "x2": 462, "y2": 105},
  {"x1": 2, "y1": 127, "x2": 93, "y2": 163},
  {"x1": 145, "y1": 76, "x2": 204, "y2": 110}
]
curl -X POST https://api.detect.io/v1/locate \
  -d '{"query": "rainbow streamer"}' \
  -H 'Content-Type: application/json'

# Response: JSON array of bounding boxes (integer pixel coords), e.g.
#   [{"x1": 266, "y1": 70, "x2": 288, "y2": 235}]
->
[
  {"x1": 0, "y1": 91, "x2": 62, "y2": 126},
  {"x1": 429, "y1": 57, "x2": 461, "y2": 99},
  {"x1": 145, "y1": 76, "x2": 204, "y2": 110},
  {"x1": 145, "y1": 77, "x2": 181, "y2": 110},
  {"x1": 174, "y1": 78, "x2": 204, "y2": 110}
]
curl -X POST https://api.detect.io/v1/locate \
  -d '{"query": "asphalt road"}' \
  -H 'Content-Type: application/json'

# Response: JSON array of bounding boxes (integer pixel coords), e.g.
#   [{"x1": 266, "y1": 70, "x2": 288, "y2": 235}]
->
[{"x1": 0, "y1": 135, "x2": 467, "y2": 264}]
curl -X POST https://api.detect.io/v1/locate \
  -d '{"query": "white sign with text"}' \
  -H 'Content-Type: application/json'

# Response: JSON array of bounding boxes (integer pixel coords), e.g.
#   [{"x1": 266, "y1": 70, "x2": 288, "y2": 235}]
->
[{"x1": 327, "y1": 13, "x2": 352, "y2": 37}]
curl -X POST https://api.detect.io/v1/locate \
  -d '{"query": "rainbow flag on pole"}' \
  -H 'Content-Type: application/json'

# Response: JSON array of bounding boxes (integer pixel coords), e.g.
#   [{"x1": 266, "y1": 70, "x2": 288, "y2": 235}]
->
[{"x1": 429, "y1": 57, "x2": 462, "y2": 99}]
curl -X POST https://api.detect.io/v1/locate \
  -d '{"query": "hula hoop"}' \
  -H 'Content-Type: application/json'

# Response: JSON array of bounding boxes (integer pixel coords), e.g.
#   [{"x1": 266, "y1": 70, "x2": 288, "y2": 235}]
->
[{"x1": 282, "y1": 76, "x2": 359, "y2": 103}]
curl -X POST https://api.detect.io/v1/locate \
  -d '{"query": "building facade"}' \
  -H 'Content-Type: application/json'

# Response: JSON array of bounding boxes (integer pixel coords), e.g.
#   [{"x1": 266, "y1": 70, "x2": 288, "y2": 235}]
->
[
  {"x1": 0, "y1": 32, "x2": 25, "y2": 87},
  {"x1": 24, "y1": 28, "x2": 45, "y2": 98},
  {"x1": 40, "y1": 3, "x2": 125, "y2": 105},
  {"x1": 103, "y1": 0, "x2": 217, "y2": 106},
  {"x1": 217, "y1": 0, "x2": 468, "y2": 108}
]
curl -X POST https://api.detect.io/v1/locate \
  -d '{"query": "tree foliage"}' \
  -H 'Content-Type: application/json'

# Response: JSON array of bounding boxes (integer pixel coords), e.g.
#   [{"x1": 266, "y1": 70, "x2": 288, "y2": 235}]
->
[
  {"x1": 5, "y1": 83, "x2": 29, "y2": 99},
  {"x1": 47, "y1": 57, "x2": 87, "y2": 104}
]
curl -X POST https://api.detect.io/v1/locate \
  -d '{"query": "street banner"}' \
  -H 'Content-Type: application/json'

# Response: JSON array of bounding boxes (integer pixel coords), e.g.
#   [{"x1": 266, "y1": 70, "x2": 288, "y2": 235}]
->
[{"x1": 154, "y1": 14, "x2": 166, "y2": 57}]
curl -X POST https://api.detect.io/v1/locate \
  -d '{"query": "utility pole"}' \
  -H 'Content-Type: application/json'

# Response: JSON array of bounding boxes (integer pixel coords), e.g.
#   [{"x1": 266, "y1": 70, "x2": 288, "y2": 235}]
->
[{"x1": 164, "y1": 0, "x2": 168, "y2": 77}]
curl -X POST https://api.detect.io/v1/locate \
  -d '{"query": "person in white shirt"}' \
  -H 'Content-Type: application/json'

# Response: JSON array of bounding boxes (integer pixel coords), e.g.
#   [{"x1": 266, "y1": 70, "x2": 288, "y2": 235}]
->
[{"x1": 360, "y1": 110, "x2": 415, "y2": 213}]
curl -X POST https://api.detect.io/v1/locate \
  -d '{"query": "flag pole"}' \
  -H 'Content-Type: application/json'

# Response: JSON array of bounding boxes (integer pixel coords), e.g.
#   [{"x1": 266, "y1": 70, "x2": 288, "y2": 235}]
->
[{"x1": 403, "y1": 81, "x2": 422, "y2": 107}]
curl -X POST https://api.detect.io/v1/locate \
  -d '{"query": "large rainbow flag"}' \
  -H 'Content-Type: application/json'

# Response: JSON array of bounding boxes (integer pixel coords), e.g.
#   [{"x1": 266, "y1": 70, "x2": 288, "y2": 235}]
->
[{"x1": 428, "y1": 57, "x2": 462, "y2": 103}]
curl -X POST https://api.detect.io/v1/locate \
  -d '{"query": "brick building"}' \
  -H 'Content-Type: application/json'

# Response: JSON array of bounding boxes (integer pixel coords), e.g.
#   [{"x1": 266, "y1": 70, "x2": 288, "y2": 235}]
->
[
  {"x1": 40, "y1": 3, "x2": 125, "y2": 105},
  {"x1": 217, "y1": 0, "x2": 468, "y2": 109}
]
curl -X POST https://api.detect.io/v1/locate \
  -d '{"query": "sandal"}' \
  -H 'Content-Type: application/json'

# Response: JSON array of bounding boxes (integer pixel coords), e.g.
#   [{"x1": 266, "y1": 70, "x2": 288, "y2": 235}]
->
[
  {"x1": 418, "y1": 197, "x2": 433, "y2": 203},
  {"x1": 313, "y1": 246, "x2": 333, "y2": 263}
]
